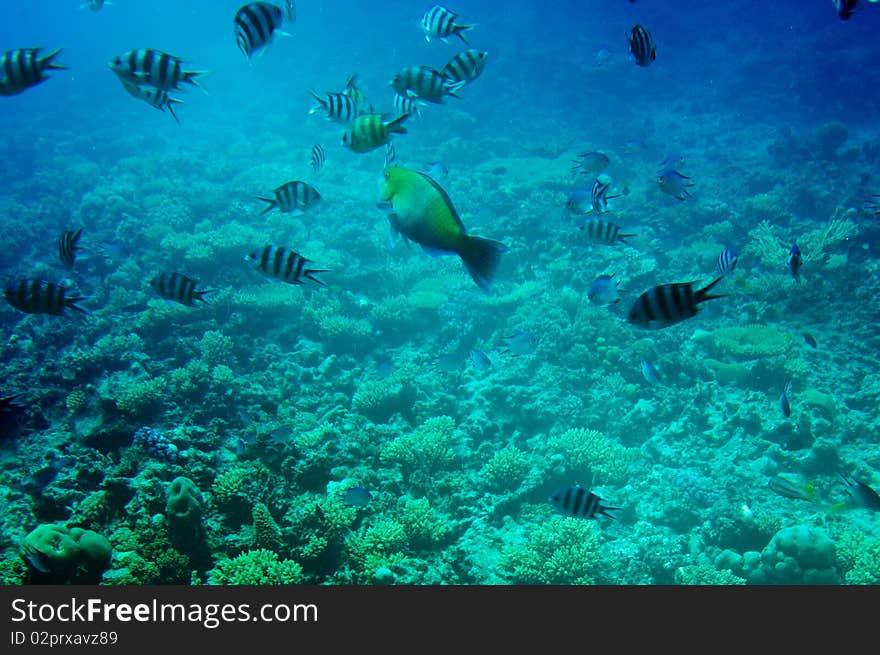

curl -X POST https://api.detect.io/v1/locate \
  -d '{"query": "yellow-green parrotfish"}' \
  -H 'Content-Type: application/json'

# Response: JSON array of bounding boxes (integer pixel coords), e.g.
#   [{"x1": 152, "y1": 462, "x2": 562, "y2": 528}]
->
[
  {"x1": 342, "y1": 113, "x2": 408, "y2": 153},
  {"x1": 379, "y1": 166, "x2": 508, "y2": 291}
]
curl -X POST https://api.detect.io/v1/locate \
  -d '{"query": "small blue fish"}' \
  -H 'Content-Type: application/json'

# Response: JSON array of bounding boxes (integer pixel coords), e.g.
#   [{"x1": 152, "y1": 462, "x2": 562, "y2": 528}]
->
[
  {"x1": 788, "y1": 243, "x2": 803, "y2": 283},
  {"x1": 564, "y1": 188, "x2": 593, "y2": 216},
  {"x1": 658, "y1": 168, "x2": 694, "y2": 200},
  {"x1": 640, "y1": 357, "x2": 661, "y2": 384},
  {"x1": 342, "y1": 486, "x2": 372, "y2": 507},
  {"x1": 502, "y1": 331, "x2": 537, "y2": 356},
  {"x1": 588, "y1": 274, "x2": 621, "y2": 307},
  {"x1": 469, "y1": 349, "x2": 491, "y2": 370},
  {"x1": 715, "y1": 247, "x2": 738, "y2": 276},
  {"x1": 780, "y1": 381, "x2": 792, "y2": 418},
  {"x1": 571, "y1": 151, "x2": 610, "y2": 176}
]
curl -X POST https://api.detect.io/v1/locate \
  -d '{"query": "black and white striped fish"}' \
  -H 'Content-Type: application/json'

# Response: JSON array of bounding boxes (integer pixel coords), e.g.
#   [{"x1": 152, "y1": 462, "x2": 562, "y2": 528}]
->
[
  {"x1": 390, "y1": 65, "x2": 464, "y2": 104},
  {"x1": 308, "y1": 90, "x2": 360, "y2": 123},
  {"x1": 384, "y1": 141, "x2": 397, "y2": 169},
  {"x1": 715, "y1": 247, "x2": 738, "y2": 276},
  {"x1": 344, "y1": 74, "x2": 368, "y2": 109},
  {"x1": 393, "y1": 93, "x2": 422, "y2": 118},
  {"x1": 58, "y1": 229, "x2": 83, "y2": 270},
  {"x1": 578, "y1": 218, "x2": 634, "y2": 246},
  {"x1": 256, "y1": 181, "x2": 322, "y2": 215},
  {"x1": 628, "y1": 24, "x2": 656, "y2": 67},
  {"x1": 108, "y1": 49, "x2": 207, "y2": 92},
  {"x1": 0, "y1": 48, "x2": 67, "y2": 96},
  {"x1": 549, "y1": 486, "x2": 619, "y2": 520},
  {"x1": 121, "y1": 80, "x2": 184, "y2": 122},
  {"x1": 310, "y1": 143, "x2": 325, "y2": 172},
  {"x1": 627, "y1": 277, "x2": 725, "y2": 329},
  {"x1": 234, "y1": 1, "x2": 296, "y2": 59},
  {"x1": 441, "y1": 49, "x2": 488, "y2": 85},
  {"x1": 150, "y1": 272, "x2": 214, "y2": 307},
  {"x1": 3, "y1": 279, "x2": 87, "y2": 316},
  {"x1": 590, "y1": 178, "x2": 621, "y2": 214},
  {"x1": 245, "y1": 245, "x2": 326, "y2": 286},
  {"x1": 421, "y1": 5, "x2": 473, "y2": 44}
]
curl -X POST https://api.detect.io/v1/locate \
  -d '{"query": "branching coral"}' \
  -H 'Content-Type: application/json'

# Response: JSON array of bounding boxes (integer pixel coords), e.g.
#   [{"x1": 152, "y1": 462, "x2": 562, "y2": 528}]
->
[
  {"x1": 380, "y1": 416, "x2": 458, "y2": 473},
  {"x1": 207, "y1": 549, "x2": 304, "y2": 585},
  {"x1": 545, "y1": 427, "x2": 638, "y2": 485},
  {"x1": 479, "y1": 446, "x2": 533, "y2": 492},
  {"x1": 400, "y1": 497, "x2": 449, "y2": 549},
  {"x1": 500, "y1": 518, "x2": 600, "y2": 584}
]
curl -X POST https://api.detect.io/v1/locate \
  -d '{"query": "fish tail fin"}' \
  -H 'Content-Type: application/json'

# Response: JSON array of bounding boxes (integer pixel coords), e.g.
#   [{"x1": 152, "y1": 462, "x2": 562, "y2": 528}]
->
[
  {"x1": 304, "y1": 269, "x2": 328, "y2": 286},
  {"x1": 386, "y1": 114, "x2": 409, "y2": 134},
  {"x1": 600, "y1": 505, "x2": 621, "y2": 520},
  {"x1": 696, "y1": 275, "x2": 726, "y2": 303},
  {"x1": 167, "y1": 97, "x2": 184, "y2": 124},
  {"x1": 184, "y1": 70, "x2": 210, "y2": 94},
  {"x1": 41, "y1": 48, "x2": 68, "y2": 71},
  {"x1": 445, "y1": 79, "x2": 467, "y2": 98},
  {"x1": 255, "y1": 196, "x2": 278, "y2": 215},
  {"x1": 193, "y1": 289, "x2": 217, "y2": 304},
  {"x1": 64, "y1": 295, "x2": 90, "y2": 315},
  {"x1": 618, "y1": 232, "x2": 637, "y2": 248},
  {"x1": 456, "y1": 24, "x2": 475, "y2": 45},
  {"x1": 308, "y1": 90, "x2": 328, "y2": 114},
  {"x1": 458, "y1": 236, "x2": 509, "y2": 292}
]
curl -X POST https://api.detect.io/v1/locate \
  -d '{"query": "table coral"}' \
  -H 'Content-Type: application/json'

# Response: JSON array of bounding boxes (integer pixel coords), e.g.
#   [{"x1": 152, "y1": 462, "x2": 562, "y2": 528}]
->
[{"x1": 711, "y1": 325, "x2": 791, "y2": 359}]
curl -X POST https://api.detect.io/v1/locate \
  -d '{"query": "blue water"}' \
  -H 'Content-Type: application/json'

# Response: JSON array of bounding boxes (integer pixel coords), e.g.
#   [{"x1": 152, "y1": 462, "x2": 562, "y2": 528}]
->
[{"x1": 2, "y1": 1, "x2": 880, "y2": 586}]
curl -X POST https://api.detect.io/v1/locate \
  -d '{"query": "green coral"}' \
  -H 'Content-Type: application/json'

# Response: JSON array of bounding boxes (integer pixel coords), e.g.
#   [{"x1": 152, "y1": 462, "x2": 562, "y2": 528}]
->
[
  {"x1": 836, "y1": 529, "x2": 880, "y2": 585},
  {"x1": 479, "y1": 446, "x2": 532, "y2": 492},
  {"x1": 352, "y1": 377, "x2": 416, "y2": 423},
  {"x1": 20, "y1": 524, "x2": 112, "y2": 583},
  {"x1": 711, "y1": 325, "x2": 792, "y2": 359},
  {"x1": 346, "y1": 520, "x2": 408, "y2": 583},
  {"x1": 207, "y1": 549, "x2": 304, "y2": 585},
  {"x1": 380, "y1": 415, "x2": 457, "y2": 473},
  {"x1": 674, "y1": 564, "x2": 746, "y2": 585},
  {"x1": 252, "y1": 502, "x2": 283, "y2": 553},
  {"x1": 199, "y1": 330, "x2": 234, "y2": 366},
  {"x1": 546, "y1": 427, "x2": 638, "y2": 485},
  {"x1": 500, "y1": 518, "x2": 600, "y2": 584},
  {"x1": 400, "y1": 497, "x2": 449, "y2": 549},
  {"x1": 112, "y1": 374, "x2": 166, "y2": 416}
]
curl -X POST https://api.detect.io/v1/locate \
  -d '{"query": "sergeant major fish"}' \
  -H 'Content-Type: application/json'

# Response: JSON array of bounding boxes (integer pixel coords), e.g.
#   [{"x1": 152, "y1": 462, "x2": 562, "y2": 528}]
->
[
  {"x1": 108, "y1": 49, "x2": 207, "y2": 92},
  {"x1": 150, "y1": 272, "x2": 214, "y2": 307},
  {"x1": 379, "y1": 166, "x2": 508, "y2": 291},
  {"x1": 3, "y1": 279, "x2": 87, "y2": 316},
  {"x1": 256, "y1": 180, "x2": 322, "y2": 215},
  {"x1": 343, "y1": 113, "x2": 408, "y2": 153},
  {"x1": 58, "y1": 229, "x2": 83, "y2": 270},
  {"x1": 441, "y1": 50, "x2": 488, "y2": 86},
  {"x1": 579, "y1": 218, "x2": 634, "y2": 246},
  {"x1": 421, "y1": 5, "x2": 474, "y2": 44},
  {"x1": 715, "y1": 247, "x2": 738, "y2": 276},
  {"x1": 549, "y1": 486, "x2": 619, "y2": 520},
  {"x1": 246, "y1": 245, "x2": 326, "y2": 286},
  {"x1": 309, "y1": 90, "x2": 360, "y2": 123},
  {"x1": 390, "y1": 65, "x2": 464, "y2": 104},
  {"x1": 121, "y1": 81, "x2": 184, "y2": 122},
  {"x1": 628, "y1": 24, "x2": 656, "y2": 67},
  {"x1": 234, "y1": 1, "x2": 296, "y2": 59},
  {"x1": 590, "y1": 176, "x2": 620, "y2": 214},
  {"x1": 0, "y1": 48, "x2": 67, "y2": 96},
  {"x1": 627, "y1": 277, "x2": 726, "y2": 329},
  {"x1": 310, "y1": 143, "x2": 325, "y2": 172}
]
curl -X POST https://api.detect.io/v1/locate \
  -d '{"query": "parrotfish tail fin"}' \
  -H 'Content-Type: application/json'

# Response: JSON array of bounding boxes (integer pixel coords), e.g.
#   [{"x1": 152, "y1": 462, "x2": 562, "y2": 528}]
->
[
  {"x1": 64, "y1": 295, "x2": 90, "y2": 315},
  {"x1": 41, "y1": 48, "x2": 68, "y2": 71},
  {"x1": 696, "y1": 275, "x2": 726, "y2": 303},
  {"x1": 459, "y1": 236, "x2": 509, "y2": 292},
  {"x1": 386, "y1": 114, "x2": 409, "y2": 135},
  {"x1": 445, "y1": 79, "x2": 467, "y2": 98},
  {"x1": 305, "y1": 269, "x2": 328, "y2": 286},
  {"x1": 255, "y1": 196, "x2": 278, "y2": 215},
  {"x1": 194, "y1": 289, "x2": 217, "y2": 305},
  {"x1": 184, "y1": 70, "x2": 210, "y2": 95}
]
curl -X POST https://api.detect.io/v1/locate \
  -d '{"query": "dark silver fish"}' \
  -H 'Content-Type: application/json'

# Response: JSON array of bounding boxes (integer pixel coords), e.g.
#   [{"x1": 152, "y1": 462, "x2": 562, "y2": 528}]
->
[
  {"x1": 390, "y1": 65, "x2": 464, "y2": 104},
  {"x1": 803, "y1": 332, "x2": 818, "y2": 349},
  {"x1": 108, "y1": 49, "x2": 207, "y2": 91},
  {"x1": 234, "y1": 1, "x2": 296, "y2": 59},
  {"x1": 502, "y1": 331, "x2": 537, "y2": 356},
  {"x1": 150, "y1": 272, "x2": 214, "y2": 306},
  {"x1": 469, "y1": 349, "x2": 491, "y2": 370},
  {"x1": 658, "y1": 168, "x2": 694, "y2": 200},
  {"x1": 245, "y1": 245, "x2": 326, "y2": 286},
  {"x1": 587, "y1": 274, "x2": 621, "y2": 307},
  {"x1": 788, "y1": 243, "x2": 803, "y2": 283},
  {"x1": 549, "y1": 486, "x2": 619, "y2": 520},
  {"x1": 96, "y1": 240, "x2": 130, "y2": 263},
  {"x1": 571, "y1": 151, "x2": 610, "y2": 176},
  {"x1": 3, "y1": 279, "x2": 87, "y2": 315},
  {"x1": 342, "y1": 486, "x2": 372, "y2": 507},
  {"x1": 256, "y1": 180, "x2": 322, "y2": 215},
  {"x1": 421, "y1": 4, "x2": 473, "y2": 44},
  {"x1": 780, "y1": 381, "x2": 792, "y2": 418},
  {"x1": 840, "y1": 471, "x2": 880, "y2": 511},
  {"x1": 627, "y1": 277, "x2": 725, "y2": 329},
  {"x1": 310, "y1": 143, "x2": 325, "y2": 172},
  {"x1": 0, "y1": 48, "x2": 67, "y2": 96},
  {"x1": 628, "y1": 24, "x2": 656, "y2": 67},
  {"x1": 0, "y1": 392, "x2": 27, "y2": 413},
  {"x1": 715, "y1": 247, "x2": 738, "y2": 277},
  {"x1": 58, "y1": 228, "x2": 83, "y2": 270},
  {"x1": 441, "y1": 49, "x2": 488, "y2": 85},
  {"x1": 565, "y1": 188, "x2": 593, "y2": 215},
  {"x1": 578, "y1": 218, "x2": 635, "y2": 246}
]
